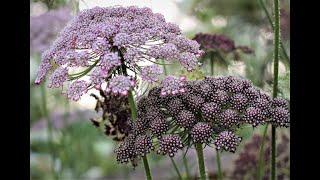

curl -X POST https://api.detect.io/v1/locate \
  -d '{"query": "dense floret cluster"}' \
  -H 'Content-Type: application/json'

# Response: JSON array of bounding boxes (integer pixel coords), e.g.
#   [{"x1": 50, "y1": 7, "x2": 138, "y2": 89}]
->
[
  {"x1": 113, "y1": 76, "x2": 290, "y2": 166},
  {"x1": 34, "y1": 6, "x2": 203, "y2": 101}
]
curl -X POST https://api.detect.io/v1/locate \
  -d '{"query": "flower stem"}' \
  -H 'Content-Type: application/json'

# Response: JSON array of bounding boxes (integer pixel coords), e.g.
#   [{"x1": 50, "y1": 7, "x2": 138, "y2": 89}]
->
[
  {"x1": 257, "y1": 0, "x2": 289, "y2": 64},
  {"x1": 195, "y1": 143, "x2": 206, "y2": 180},
  {"x1": 271, "y1": 126, "x2": 276, "y2": 180},
  {"x1": 119, "y1": 49, "x2": 152, "y2": 180},
  {"x1": 128, "y1": 90, "x2": 152, "y2": 180},
  {"x1": 40, "y1": 83, "x2": 58, "y2": 180},
  {"x1": 162, "y1": 59, "x2": 168, "y2": 76},
  {"x1": 257, "y1": 124, "x2": 269, "y2": 180},
  {"x1": 128, "y1": 91, "x2": 137, "y2": 120},
  {"x1": 271, "y1": 0, "x2": 281, "y2": 179},
  {"x1": 170, "y1": 157, "x2": 183, "y2": 180},
  {"x1": 216, "y1": 150, "x2": 223, "y2": 180},
  {"x1": 183, "y1": 155, "x2": 191, "y2": 180},
  {"x1": 142, "y1": 156, "x2": 152, "y2": 180},
  {"x1": 210, "y1": 52, "x2": 214, "y2": 76}
]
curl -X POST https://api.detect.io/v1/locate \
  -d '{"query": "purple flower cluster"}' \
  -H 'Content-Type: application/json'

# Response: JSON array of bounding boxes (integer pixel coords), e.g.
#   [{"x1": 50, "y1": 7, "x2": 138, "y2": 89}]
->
[
  {"x1": 214, "y1": 131, "x2": 242, "y2": 153},
  {"x1": 34, "y1": 6, "x2": 202, "y2": 101},
  {"x1": 193, "y1": 33, "x2": 254, "y2": 54},
  {"x1": 30, "y1": 8, "x2": 72, "y2": 54},
  {"x1": 193, "y1": 33, "x2": 254, "y2": 61},
  {"x1": 112, "y1": 75, "x2": 289, "y2": 167},
  {"x1": 160, "y1": 76, "x2": 187, "y2": 96}
]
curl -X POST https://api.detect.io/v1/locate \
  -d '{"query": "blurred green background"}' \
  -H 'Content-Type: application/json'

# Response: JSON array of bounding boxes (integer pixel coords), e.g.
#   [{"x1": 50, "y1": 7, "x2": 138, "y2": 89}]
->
[{"x1": 30, "y1": 0, "x2": 290, "y2": 179}]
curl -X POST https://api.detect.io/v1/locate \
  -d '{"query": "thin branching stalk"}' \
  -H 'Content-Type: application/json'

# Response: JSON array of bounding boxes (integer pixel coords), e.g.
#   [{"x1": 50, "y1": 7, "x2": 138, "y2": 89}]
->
[
  {"x1": 128, "y1": 89, "x2": 152, "y2": 180},
  {"x1": 257, "y1": 0, "x2": 290, "y2": 64},
  {"x1": 257, "y1": 124, "x2": 269, "y2": 180},
  {"x1": 195, "y1": 143, "x2": 206, "y2": 180},
  {"x1": 183, "y1": 154, "x2": 191, "y2": 180},
  {"x1": 271, "y1": 0, "x2": 281, "y2": 179},
  {"x1": 216, "y1": 150, "x2": 223, "y2": 180},
  {"x1": 41, "y1": 83, "x2": 58, "y2": 180},
  {"x1": 170, "y1": 157, "x2": 183, "y2": 180}
]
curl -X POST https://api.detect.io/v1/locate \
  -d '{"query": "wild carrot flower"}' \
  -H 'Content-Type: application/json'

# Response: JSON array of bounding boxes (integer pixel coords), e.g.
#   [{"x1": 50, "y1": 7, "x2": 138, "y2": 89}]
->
[{"x1": 34, "y1": 6, "x2": 202, "y2": 101}]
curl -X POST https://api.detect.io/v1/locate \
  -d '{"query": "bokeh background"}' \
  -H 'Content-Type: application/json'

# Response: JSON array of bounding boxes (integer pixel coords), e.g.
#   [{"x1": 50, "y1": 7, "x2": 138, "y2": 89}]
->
[{"x1": 30, "y1": 0, "x2": 290, "y2": 179}]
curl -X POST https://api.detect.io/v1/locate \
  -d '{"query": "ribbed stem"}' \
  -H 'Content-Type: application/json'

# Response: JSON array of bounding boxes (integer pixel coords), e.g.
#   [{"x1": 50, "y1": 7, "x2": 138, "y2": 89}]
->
[
  {"x1": 41, "y1": 84, "x2": 58, "y2": 180},
  {"x1": 183, "y1": 155, "x2": 191, "y2": 180},
  {"x1": 257, "y1": 0, "x2": 289, "y2": 64},
  {"x1": 257, "y1": 124, "x2": 269, "y2": 180},
  {"x1": 271, "y1": 0, "x2": 281, "y2": 179},
  {"x1": 170, "y1": 157, "x2": 183, "y2": 180},
  {"x1": 216, "y1": 150, "x2": 223, "y2": 180},
  {"x1": 195, "y1": 143, "x2": 206, "y2": 180}
]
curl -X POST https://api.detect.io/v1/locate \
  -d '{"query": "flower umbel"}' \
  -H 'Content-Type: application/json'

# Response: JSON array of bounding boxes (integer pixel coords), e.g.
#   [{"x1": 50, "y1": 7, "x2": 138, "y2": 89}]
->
[{"x1": 35, "y1": 6, "x2": 202, "y2": 101}]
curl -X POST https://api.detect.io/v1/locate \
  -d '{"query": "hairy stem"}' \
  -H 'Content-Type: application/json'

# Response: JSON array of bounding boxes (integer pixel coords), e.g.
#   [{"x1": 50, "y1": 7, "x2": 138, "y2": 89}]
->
[
  {"x1": 216, "y1": 150, "x2": 223, "y2": 180},
  {"x1": 271, "y1": 0, "x2": 281, "y2": 179},
  {"x1": 195, "y1": 143, "x2": 206, "y2": 180},
  {"x1": 183, "y1": 155, "x2": 191, "y2": 180},
  {"x1": 170, "y1": 157, "x2": 183, "y2": 180},
  {"x1": 257, "y1": 124, "x2": 269, "y2": 180},
  {"x1": 41, "y1": 84, "x2": 58, "y2": 180}
]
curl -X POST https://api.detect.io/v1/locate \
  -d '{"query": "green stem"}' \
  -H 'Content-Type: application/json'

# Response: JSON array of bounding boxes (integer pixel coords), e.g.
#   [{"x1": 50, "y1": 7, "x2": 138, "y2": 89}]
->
[
  {"x1": 257, "y1": 124, "x2": 269, "y2": 180},
  {"x1": 271, "y1": 0, "x2": 280, "y2": 179},
  {"x1": 72, "y1": 0, "x2": 79, "y2": 16},
  {"x1": 142, "y1": 156, "x2": 152, "y2": 180},
  {"x1": 170, "y1": 157, "x2": 183, "y2": 180},
  {"x1": 41, "y1": 84, "x2": 58, "y2": 180},
  {"x1": 183, "y1": 155, "x2": 191, "y2": 180},
  {"x1": 128, "y1": 91, "x2": 137, "y2": 120},
  {"x1": 257, "y1": 0, "x2": 290, "y2": 64},
  {"x1": 216, "y1": 150, "x2": 223, "y2": 180},
  {"x1": 119, "y1": 49, "x2": 152, "y2": 180},
  {"x1": 210, "y1": 52, "x2": 214, "y2": 76},
  {"x1": 195, "y1": 143, "x2": 206, "y2": 180},
  {"x1": 128, "y1": 85, "x2": 152, "y2": 180},
  {"x1": 271, "y1": 126, "x2": 276, "y2": 180},
  {"x1": 162, "y1": 59, "x2": 168, "y2": 76}
]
